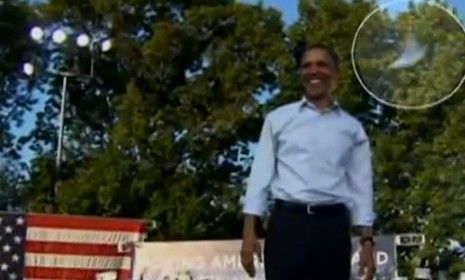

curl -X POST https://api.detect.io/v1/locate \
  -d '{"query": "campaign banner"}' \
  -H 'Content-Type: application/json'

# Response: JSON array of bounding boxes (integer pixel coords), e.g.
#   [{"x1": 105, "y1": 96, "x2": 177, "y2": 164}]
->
[{"x1": 133, "y1": 236, "x2": 396, "y2": 280}]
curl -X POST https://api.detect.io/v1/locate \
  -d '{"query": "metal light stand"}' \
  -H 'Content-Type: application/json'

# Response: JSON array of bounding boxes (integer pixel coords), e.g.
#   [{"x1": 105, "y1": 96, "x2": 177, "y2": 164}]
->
[{"x1": 25, "y1": 25, "x2": 112, "y2": 208}]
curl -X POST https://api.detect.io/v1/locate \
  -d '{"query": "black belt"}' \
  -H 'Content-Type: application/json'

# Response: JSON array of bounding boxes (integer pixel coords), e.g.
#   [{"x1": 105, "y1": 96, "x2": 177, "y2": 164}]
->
[{"x1": 274, "y1": 199, "x2": 347, "y2": 215}]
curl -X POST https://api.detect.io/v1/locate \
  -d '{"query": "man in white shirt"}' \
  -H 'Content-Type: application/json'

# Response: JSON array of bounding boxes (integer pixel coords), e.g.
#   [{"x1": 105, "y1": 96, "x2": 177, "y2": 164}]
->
[{"x1": 240, "y1": 43, "x2": 376, "y2": 280}]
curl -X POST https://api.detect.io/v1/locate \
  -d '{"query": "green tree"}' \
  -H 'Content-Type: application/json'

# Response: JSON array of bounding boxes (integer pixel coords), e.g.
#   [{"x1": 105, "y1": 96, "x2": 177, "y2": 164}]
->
[
  {"x1": 288, "y1": 0, "x2": 465, "y2": 276},
  {"x1": 271, "y1": 0, "x2": 386, "y2": 133},
  {"x1": 362, "y1": 1, "x2": 465, "y2": 276},
  {"x1": 23, "y1": 2, "x2": 465, "y2": 278},
  {"x1": 26, "y1": 0, "x2": 129, "y2": 158},
  {"x1": 354, "y1": 0, "x2": 465, "y2": 108},
  {"x1": 23, "y1": 0, "x2": 132, "y2": 209},
  {"x1": 0, "y1": 160, "x2": 28, "y2": 211},
  {"x1": 0, "y1": 0, "x2": 35, "y2": 159},
  {"x1": 28, "y1": 0, "x2": 289, "y2": 240}
]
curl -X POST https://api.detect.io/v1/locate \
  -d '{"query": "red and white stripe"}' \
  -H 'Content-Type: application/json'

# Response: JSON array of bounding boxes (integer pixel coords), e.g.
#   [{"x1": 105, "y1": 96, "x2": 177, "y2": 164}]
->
[{"x1": 24, "y1": 213, "x2": 145, "y2": 280}]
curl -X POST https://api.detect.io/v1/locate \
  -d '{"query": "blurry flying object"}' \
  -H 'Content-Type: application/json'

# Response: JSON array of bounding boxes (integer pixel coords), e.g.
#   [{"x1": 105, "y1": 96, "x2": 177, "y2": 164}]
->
[{"x1": 388, "y1": 35, "x2": 427, "y2": 69}]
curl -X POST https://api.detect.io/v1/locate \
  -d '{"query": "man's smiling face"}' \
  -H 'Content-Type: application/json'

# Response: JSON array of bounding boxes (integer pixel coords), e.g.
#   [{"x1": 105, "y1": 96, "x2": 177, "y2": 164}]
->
[{"x1": 299, "y1": 48, "x2": 339, "y2": 100}]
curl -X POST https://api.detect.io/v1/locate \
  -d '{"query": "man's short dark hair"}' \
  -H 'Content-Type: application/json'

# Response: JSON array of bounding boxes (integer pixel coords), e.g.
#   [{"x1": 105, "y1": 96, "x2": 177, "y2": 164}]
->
[{"x1": 293, "y1": 42, "x2": 340, "y2": 71}]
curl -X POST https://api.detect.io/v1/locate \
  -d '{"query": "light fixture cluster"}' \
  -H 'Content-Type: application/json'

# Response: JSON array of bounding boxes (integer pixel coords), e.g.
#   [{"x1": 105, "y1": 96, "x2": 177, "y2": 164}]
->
[{"x1": 24, "y1": 26, "x2": 113, "y2": 76}]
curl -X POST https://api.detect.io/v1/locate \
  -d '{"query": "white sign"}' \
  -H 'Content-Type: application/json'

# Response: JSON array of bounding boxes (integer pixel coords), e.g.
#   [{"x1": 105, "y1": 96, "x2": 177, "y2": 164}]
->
[{"x1": 132, "y1": 236, "x2": 397, "y2": 280}]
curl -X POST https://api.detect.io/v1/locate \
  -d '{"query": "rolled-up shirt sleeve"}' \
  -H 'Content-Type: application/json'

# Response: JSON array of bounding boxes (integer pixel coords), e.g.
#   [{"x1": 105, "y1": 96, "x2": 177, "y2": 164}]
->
[
  {"x1": 346, "y1": 124, "x2": 376, "y2": 226},
  {"x1": 243, "y1": 115, "x2": 276, "y2": 216}
]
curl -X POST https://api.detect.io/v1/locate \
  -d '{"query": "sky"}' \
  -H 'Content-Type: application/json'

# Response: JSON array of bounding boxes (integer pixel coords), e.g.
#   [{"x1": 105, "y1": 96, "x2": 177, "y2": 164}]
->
[
  {"x1": 11, "y1": 0, "x2": 465, "y2": 163},
  {"x1": 241, "y1": 0, "x2": 465, "y2": 25}
]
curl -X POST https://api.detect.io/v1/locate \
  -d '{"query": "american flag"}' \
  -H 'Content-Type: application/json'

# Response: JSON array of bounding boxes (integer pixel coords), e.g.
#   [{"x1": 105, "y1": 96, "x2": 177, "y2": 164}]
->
[{"x1": 0, "y1": 211, "x2": 146, "y2": 280}]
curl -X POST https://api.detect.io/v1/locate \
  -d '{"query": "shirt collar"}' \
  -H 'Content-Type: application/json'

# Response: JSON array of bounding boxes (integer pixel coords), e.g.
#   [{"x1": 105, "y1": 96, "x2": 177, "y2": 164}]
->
[{"x1": 299, "y1": 96, "x2": 341, "y2": 114}]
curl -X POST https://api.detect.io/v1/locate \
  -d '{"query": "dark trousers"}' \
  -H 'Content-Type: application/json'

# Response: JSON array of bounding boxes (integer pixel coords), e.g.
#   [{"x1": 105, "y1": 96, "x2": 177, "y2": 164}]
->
[{"x1": 264, "y1": 201, "x2": 352, "y2": 280}]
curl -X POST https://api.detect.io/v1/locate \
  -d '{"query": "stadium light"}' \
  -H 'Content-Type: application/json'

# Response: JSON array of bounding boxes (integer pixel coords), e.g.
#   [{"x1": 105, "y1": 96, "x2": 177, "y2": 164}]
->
[
  {"x1": 30, "y1": 26, "x2": 44, "y2": 42},
  {"x1": 101, "y1": 39, "x2": 112, "y2": 52},
  {"x1": 76, "y1": 33, "x2": 90, "y2": 47},
  {"x1": 22, "y1": 62, "x2": 34, "y2": 76},
  {"x1": 52, "y1": 28, "x2": 67, "y2": 44}
]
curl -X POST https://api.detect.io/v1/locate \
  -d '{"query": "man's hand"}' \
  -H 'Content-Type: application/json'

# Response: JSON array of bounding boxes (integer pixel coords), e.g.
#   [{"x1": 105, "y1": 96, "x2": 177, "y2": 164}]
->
[
  {"x1": 240, "y1": 215, "x2": 263, "y2": 278},
  {"x1": 358, "y1": 240, "x2": 376, "y2": 280},
  {"x1": 241, "y1": 234, "x2": 262, "y2": 277}
]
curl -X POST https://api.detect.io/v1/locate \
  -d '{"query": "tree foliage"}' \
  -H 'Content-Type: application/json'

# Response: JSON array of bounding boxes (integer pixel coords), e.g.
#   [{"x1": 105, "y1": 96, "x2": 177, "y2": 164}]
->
[
  {"x1": 27, "y1": 0, "x2": 289, "y2": 240},
  {"x1": 0, "y1": 0, "x2": 36, "y2": 159},
  {"x1": 8, "y1": 0, "x2": 465, "y2": 276},
  {"x1": 362, "y1": 1, "x2": 465, "y2": 275},
  {"x1": 354, "y1": 0, "x2": 465, "y2": 108},
  {"x1": 0, "y1": 160, "x2": 27, "y2": 211}
]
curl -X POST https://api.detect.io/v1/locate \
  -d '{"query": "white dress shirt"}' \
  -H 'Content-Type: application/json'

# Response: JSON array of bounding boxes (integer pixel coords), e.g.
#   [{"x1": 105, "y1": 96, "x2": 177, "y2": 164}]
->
[{"x1": 243, "y1": 98, "x2": 376, "y2": 226}]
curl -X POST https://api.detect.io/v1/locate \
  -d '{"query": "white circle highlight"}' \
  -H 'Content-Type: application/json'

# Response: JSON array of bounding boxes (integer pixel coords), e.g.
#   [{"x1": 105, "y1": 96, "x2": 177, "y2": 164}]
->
[{"x1": 351, "y1": 0, "x2": 465, "y2": 110}]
